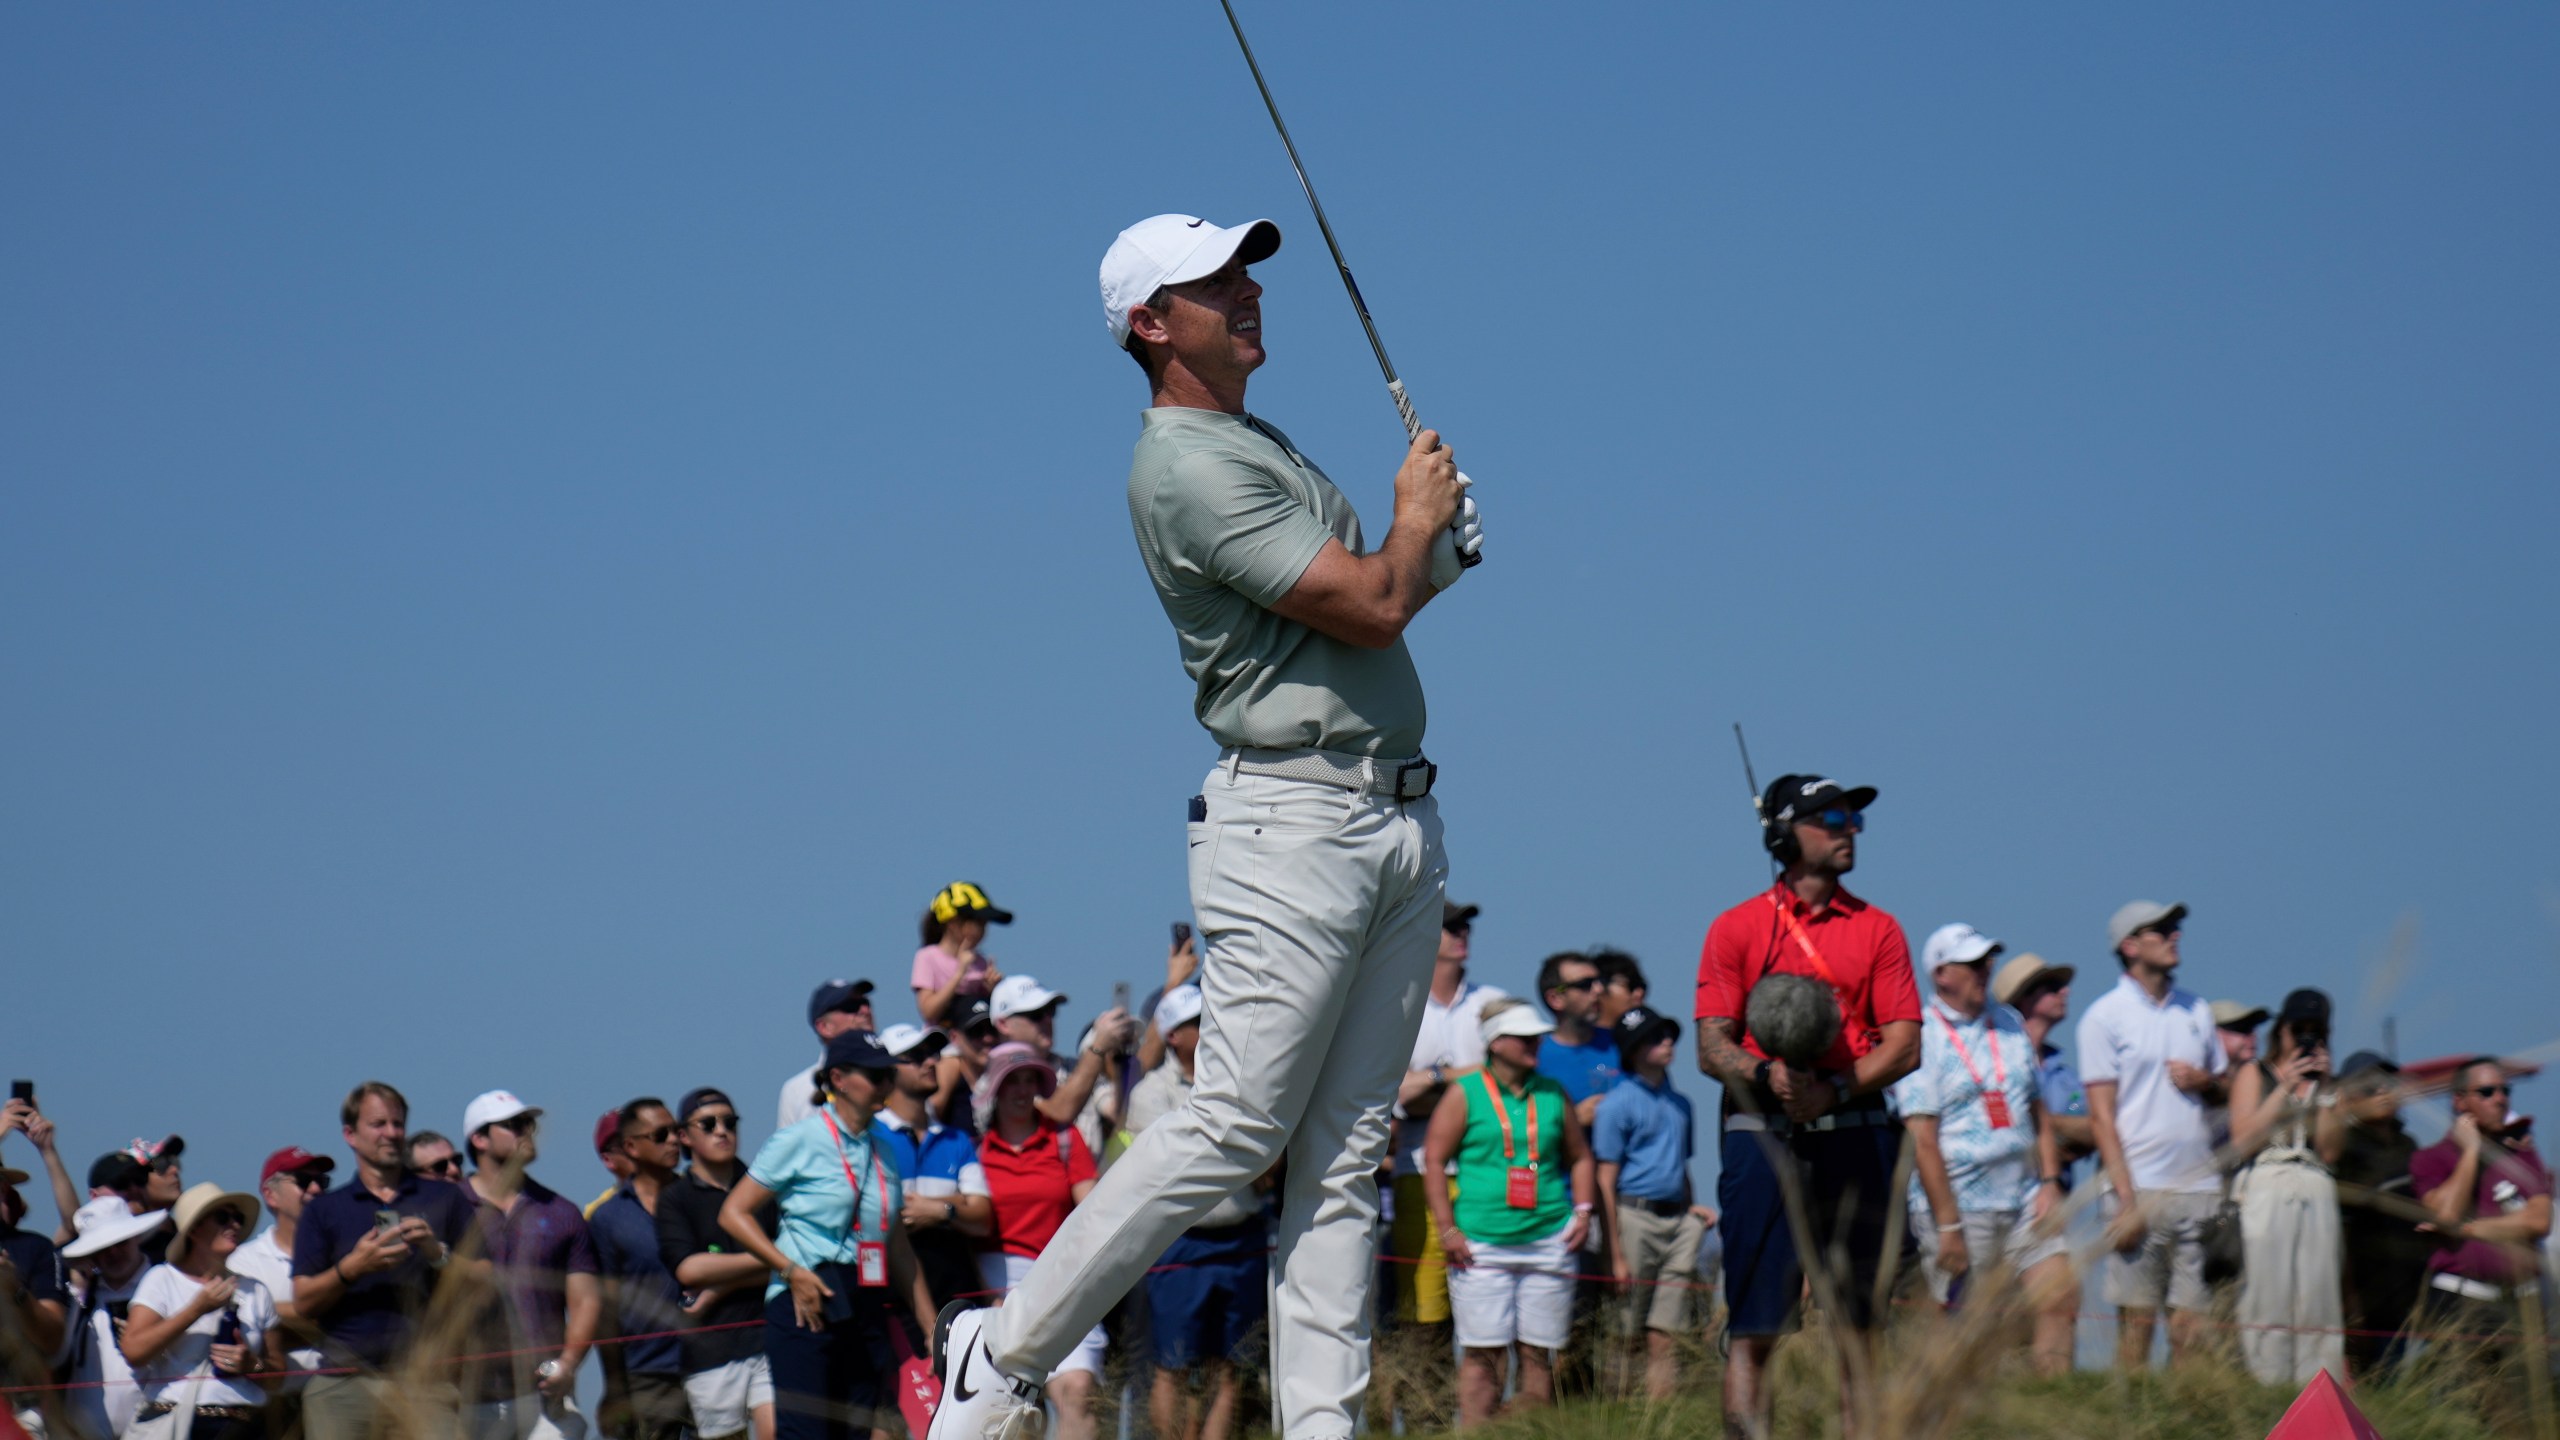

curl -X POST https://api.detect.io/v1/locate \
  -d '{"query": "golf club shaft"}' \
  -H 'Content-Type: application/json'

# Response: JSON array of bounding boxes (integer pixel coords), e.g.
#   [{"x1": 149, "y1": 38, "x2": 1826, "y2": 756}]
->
[{"x1": 1217, "y1": 0, "x2": 1420, "y2": 442}]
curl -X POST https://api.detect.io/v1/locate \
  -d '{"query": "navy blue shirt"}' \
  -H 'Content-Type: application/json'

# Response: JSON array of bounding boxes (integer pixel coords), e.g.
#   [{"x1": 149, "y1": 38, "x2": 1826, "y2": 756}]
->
[
  {"x1": 290, "y1": 1171, "x2": 478, "y2": 1366},
  {"x1": 589, "y1": 1187, "x2": 684, "y2": 1377},
  {"x1": 0, "y1": 1221, "x2": 68, "y2": 1310}
]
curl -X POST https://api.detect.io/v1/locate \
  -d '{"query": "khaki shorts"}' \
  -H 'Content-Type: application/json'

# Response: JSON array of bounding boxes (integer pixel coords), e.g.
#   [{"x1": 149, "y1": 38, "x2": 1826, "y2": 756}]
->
[
  {"x1": 1612, "y1": 1203, "x2": 1704, "y2": 1335},
  {"x1": 1389, "y1": 1173, "x2": 1452, "y2": 1324},
  {"x1": 1914, "y1": 1206, "x2": 2068, "y2": 1306},
  {"x1": 2102, "y1": 1189, "x2": 2219, "y2": 1313},
  {"x1": 683, "y1": 1355, "x2": 773, "y2": 1440}
]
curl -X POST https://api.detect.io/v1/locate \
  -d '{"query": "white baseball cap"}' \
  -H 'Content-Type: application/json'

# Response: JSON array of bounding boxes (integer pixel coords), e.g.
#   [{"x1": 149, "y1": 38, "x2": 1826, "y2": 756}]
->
[
  {"x1": 1922, "y1": 922, "x2": 2003, "y2": 971},
  {"x1": 1155, "y1": 984, "x2": 1205, "y2": 1034},
  {"x1": 877, "y1": 1023, "x2": 949, "y2": 1062},
  {"x1": 1099, "y1": 214, "x2": 1282, "y2": 346},
  {"x1": 1479, "y1": 998, "x2": 1556, "y2": 1046},
  {"x1": 2108, "y1": 900, "x2": 2188, "y2": 950},
  {"x1": 990, "y1": 974, "x2": 1067, "y2": 1022},
  {"x1": 462, "y1": 1090, "x2": 541, "y2": 1137}
]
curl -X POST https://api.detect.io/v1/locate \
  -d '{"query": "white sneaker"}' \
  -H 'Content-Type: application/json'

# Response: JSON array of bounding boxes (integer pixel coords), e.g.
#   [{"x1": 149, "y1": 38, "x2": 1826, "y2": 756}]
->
[{"x1": 928, "y1": 1301, "x2": 1045, "y2": 1440}]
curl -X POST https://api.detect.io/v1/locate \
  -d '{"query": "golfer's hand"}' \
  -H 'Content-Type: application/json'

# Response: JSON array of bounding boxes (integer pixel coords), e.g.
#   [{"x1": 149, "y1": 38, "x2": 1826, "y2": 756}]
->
[
  {"x1": 1394, "y1": 428, "x2": 1463, "y2": 535},
  {"x1": 1451, "y1": 489, "x2": 1483, "y2": 566},
  {"x1": 787, "y1": 1264, "x2": 833, "y2": 1332},
  {"x1": 1438, "y1": 1224, "x2": 1475, "y2": 1270},
  {"x1": 1935, "y1": 1230, "x2": 1970, "y2": 1283},
  {"x1": 2166, "y1": 1060, "x2": 2212, "y2": 1096}
]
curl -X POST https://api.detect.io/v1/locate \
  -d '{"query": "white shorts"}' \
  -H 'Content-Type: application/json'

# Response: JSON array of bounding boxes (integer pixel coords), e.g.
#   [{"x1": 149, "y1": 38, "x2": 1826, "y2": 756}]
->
[
  {"x1": 2101, "y1": 1188, "x2": 2218, "y2": 1313},
  {"x1": 1446, "y1": 1225, "x2": 1577, "y2": 1351},
  {"x1": 1913, "y1": 1206, "x2": 2068, "y2": 1306},
  {"x1": 984, "y1": 1252, "x2": 1107, "y2": 1378},
  {"x1": 684, "y1": 1354, "x2": 774, "y2": 1438}
]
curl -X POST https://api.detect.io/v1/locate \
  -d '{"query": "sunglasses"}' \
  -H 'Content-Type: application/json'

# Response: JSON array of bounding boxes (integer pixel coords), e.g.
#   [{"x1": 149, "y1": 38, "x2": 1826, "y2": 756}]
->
[
  {"x1": 1552, "y1": 976, "x2": 1602, "y2": 993},
  {"x1": 287, "y1": 1171, "x2": 330, "y2": 1191},
  {"x1": 419, "y1": 1157, "x2": 463, "y2": 1178},
  {"x1": 1807, "y1": 808, "x2": 1865, "y2": 834},
  {"x1": 2470, "y1": 1084, "x2": 2512, "y2": 1099},
  {"x1": 627, "y1": 1126, "x2": 676, "y2": 1146},
  {"x1": 206, "y1": 1208, "x2": 246, "y2": 1229},
  {"x1": 496, "y1": 1114, "x2": 539, "y2": 1135},
  {"x1": 689, "y1": 1114, "x2": 740, "y2": 1134}
]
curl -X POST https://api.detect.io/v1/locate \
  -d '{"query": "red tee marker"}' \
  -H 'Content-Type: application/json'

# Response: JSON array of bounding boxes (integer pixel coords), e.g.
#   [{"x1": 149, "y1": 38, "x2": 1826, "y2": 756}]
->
[{"x1": 2265, "y1": 1371, "x2": 2383, "y2": 1440}]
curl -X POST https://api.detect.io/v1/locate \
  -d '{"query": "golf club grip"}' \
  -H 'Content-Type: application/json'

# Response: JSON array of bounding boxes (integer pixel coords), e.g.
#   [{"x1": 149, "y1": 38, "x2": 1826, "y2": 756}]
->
[{"x1": 1386, "y1": 379, "x2": 1421, "y2": 442}]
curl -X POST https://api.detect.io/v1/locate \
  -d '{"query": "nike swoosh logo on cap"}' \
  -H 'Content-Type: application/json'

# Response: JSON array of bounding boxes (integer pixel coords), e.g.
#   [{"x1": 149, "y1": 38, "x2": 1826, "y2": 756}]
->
[{"x1": 1186, "y1": 219, "x2": 1205, "y2": 227}]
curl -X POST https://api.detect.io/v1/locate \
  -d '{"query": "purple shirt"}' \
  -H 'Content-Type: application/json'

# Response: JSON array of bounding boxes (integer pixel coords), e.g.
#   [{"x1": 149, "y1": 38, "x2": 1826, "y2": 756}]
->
[
  {"x1": 466, "y1": 1175, "x2": 597, "y2": 1400},
  {"x1": 2410, "y1": 1136, "x2": 2552, "y2": 1286}
]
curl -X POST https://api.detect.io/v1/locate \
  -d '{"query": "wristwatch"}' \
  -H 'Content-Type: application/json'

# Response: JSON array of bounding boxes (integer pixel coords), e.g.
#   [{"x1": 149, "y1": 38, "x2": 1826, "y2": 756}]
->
[{"x1": 1752, "y1": 1058, "x2": 1774, "y2": 1090}]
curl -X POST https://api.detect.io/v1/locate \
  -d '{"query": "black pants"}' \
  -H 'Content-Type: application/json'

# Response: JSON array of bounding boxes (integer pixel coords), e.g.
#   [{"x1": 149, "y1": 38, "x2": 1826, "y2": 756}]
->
[{"x1": 763, "y1": 1291, "x2": 890, "y2": 1440}]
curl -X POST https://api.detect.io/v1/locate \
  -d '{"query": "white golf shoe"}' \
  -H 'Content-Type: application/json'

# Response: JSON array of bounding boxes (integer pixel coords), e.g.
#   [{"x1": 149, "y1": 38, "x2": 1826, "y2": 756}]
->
[{"x1": 929, "y1": 1301, "x2": 1045, "y2": 1440}]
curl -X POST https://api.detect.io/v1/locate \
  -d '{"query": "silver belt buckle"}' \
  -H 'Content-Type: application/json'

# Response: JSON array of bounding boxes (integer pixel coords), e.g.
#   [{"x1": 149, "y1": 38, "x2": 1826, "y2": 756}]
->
[{"x1": 1392, "y1": 758, "x2": 1436, "y2": 799}]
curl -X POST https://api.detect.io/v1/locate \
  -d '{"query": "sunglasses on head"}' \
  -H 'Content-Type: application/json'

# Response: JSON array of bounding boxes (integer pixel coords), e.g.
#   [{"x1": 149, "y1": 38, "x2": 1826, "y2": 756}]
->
[
  {"x1": 1806, "y1": 808, "x2": 1864, "y2": 834},
  {"x1": 689, "y1": 1114, "x2": 739, "y2": 1134}
]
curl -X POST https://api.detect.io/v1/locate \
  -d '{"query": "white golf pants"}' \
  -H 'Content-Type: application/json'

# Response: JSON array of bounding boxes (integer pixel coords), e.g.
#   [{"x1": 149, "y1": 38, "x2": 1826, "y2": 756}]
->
[{"x1": 987, "y1": 758, "x2": 1447, "y2": 1440}]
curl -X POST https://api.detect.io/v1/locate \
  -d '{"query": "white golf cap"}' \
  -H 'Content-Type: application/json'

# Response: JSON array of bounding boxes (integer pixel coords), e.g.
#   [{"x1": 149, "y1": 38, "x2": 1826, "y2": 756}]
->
[
  {"x1": 1922, "y1": 922, "x2": 2003, "y2": 971},
  {"x1": 877, "y1": 1023, "x2": 948, "y2": 1061},
  {"x1": 2108, "y1": 899, "x2": 2188, "y2": 950},
  {"x1": 1099, "y1": 214, "x2": 1281, "y2": 346},
  {"x1": 61, "y1": 1196, "x2": 170, "y2": 1258},
  {"x1": 1479, "y1": 998, "x2": 1556, "y2": 1046},
  {"x1": 990, "y1": 974, "x2": 1067, "y2": 1022},
  {"x1": 1155, "y1": 983, "x2": 1205, "y2": 1033},
  {"x1": 462, "y1": 1090, "x2": 541, "y2": 1137}
]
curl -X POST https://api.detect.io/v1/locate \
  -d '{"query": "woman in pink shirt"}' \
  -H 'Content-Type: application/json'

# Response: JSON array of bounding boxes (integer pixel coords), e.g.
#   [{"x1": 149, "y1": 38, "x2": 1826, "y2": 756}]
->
[{"x1": 912, "y1": 882, "x2": 1009, "y2": 1026}]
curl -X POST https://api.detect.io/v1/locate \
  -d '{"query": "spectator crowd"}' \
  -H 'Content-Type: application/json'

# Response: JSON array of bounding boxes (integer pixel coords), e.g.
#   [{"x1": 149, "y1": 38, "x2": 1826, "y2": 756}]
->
[{"x1": 3, "y1": 848, "x2": 2553, "y2": 1440}]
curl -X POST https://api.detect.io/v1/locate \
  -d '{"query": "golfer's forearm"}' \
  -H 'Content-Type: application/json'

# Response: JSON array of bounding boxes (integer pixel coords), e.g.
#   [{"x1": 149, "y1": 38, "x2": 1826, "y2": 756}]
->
[
  {"x1": 1849, "y1": 1023, "x2": 1921, "y2": 1096},
  {"x1": 1270, "y1": 535, "x2": 1436, "y2": 650},
  {"x1": 1697, "y1": 1018, "x2": 1758, "y2": 1090}
]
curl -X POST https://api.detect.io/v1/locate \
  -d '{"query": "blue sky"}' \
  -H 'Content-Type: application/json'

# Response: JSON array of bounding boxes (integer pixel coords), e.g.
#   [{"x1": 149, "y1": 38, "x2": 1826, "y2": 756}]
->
[{"x1": 5, "y1": 3, "x2": 2555, "y2": 1229}]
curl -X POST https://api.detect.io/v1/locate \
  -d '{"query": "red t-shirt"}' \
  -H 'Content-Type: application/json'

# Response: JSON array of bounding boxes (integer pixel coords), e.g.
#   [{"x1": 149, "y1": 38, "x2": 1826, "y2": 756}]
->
[
  {"x1": 976, "y1": 1122, "x2": 1097, "y2": 1258},
  {"x1": 1695, "y1": 882, "x2": 1922, "y2": 1076}
]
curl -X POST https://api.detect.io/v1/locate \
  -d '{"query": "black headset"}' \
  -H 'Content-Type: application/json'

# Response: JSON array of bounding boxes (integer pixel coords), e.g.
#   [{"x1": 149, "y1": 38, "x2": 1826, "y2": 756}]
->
[{"x1": 1760, "y1": 774, "x2": 1806, "y2": 867}]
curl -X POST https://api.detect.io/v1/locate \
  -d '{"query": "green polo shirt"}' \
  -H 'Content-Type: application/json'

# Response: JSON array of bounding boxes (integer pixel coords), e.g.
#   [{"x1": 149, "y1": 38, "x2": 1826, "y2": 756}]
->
[{"x1": 1126, "y1": 406, "x2": 1427, "y2": 757}]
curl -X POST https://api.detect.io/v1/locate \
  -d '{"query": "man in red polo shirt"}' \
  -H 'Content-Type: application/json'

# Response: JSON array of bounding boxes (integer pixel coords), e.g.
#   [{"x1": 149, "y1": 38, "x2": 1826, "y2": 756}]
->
[{"x1": 1695, "y1": 774, "x2": 1921, "y2": 1440}]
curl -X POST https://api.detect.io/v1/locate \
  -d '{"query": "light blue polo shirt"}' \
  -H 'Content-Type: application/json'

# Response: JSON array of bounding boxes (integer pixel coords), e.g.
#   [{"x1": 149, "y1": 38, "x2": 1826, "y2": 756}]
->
[
  {"x1": 1590, "y1": 1072, "x2": 1693, "y2": 1202},
  {"x1": 747, "y1": 1113, "x2": 903, "y2": 1298}
]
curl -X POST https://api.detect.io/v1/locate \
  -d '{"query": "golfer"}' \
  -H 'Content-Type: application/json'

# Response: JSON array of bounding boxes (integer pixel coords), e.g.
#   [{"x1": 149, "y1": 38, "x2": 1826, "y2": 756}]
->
[{"x1": 928, "y1": 213, "x2": 1480, "y2": 1440}]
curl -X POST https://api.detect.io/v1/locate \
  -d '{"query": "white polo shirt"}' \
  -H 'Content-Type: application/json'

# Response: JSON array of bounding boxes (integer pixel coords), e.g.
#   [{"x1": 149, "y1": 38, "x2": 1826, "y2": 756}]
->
[
  {"x1": 2075, "y1": 973, "x2": 2227, "y2": 1194},
  {"x1": 1392, "y1": 979, "x2": 1508, "y2": 1175}
]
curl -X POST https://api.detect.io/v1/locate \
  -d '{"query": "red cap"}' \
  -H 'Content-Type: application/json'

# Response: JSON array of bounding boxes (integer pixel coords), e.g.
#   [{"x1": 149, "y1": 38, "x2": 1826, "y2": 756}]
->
[
  {"x1": 594, "y1": 1109, "x2": 624, "y2": 1156},
  {"x1": 259, "y1": 1146, "x2": 335, "y2": 1185}
]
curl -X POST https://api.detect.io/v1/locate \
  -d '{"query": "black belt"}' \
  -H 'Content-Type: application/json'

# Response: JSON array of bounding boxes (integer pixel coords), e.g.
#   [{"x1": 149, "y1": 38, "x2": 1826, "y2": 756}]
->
[
  {"x1": 142, "y1": 1403, "x2": 263, "y2": 1421},
  {"x1": 1620, "y1": 1196, "x2": 1689, "y2": 1219}
]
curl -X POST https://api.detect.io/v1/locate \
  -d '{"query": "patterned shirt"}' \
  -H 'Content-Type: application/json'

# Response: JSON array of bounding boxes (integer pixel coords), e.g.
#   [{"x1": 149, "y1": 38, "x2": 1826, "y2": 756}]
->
[
  {"x1": 2036, "y1": 1041, "x2": 2090, "y2": 1189},
  {"x1": 1892, "y1": 996, "x2": 2041, "y2": 1213}
]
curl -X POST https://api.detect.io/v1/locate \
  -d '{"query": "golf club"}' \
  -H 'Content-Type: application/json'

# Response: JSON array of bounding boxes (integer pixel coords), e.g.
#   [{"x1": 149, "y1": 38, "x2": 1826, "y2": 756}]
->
[{"x1": 1217, "y1": 0, "x2": 1483, "y2": 568}]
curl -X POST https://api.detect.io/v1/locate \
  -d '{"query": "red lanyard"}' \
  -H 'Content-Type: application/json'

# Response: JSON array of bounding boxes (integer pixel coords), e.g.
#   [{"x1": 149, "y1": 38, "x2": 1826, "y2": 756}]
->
[
  {"x1": 1765, "y1": 892, "x2": 1846, "y2": 991},
  {"x1": 819, "y1": 1109, "x2": 894, "y2": 1241},
  {"x1": 1478, "y1": 1070, "x2": 1539, "y2": 1165},
  {"x1": 1933, "y1": 1004, "x2": 2009, "y2": 1097}
]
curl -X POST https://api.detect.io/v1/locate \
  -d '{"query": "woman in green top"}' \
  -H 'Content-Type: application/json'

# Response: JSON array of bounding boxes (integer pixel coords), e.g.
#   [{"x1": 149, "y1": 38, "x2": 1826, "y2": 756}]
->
[{"x1": 1422, "y1": 998, "x2": 1596, "y2": 1427}]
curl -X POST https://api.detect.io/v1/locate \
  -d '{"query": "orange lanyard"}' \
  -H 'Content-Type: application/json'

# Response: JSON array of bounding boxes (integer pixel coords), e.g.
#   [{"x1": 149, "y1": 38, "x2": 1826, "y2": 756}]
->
[
  {"x1": 819, "y1": 1109, "x2": 894, "y2": 1241},
  {"x1": 1933, "y1": 1004, "x2": 2009, "y2": 1097},
  {"x1": 1765, "y1": 892, "x2": 1846, "y2": 990},
  {"x1": 1479, "y1": 1070, "x2": 1539, "y2": 1165}
]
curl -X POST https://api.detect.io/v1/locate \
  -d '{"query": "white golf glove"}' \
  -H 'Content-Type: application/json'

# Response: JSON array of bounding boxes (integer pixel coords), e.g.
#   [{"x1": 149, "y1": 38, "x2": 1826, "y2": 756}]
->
[{"x1": 1428, "y1": 478, "x2": 1483, "y2": 591}]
